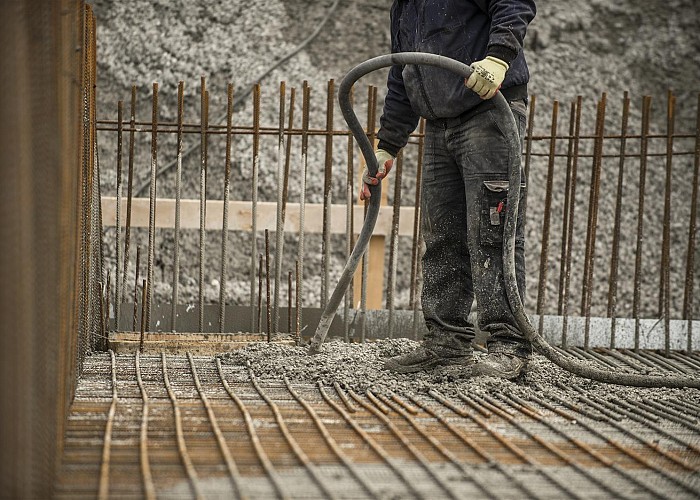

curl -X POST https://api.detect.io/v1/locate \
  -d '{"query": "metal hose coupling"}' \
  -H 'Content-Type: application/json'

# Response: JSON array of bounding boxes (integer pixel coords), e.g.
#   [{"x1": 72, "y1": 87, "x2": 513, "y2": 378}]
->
[{"x1": 307, "y1": 53, "x2": 700, "y2": 389}]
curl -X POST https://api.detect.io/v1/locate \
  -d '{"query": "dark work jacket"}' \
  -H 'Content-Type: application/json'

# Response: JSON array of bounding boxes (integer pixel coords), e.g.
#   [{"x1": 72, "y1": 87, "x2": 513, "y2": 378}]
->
[{"x1": 377, "y1": 0, "x2": 536, "y2": 156}]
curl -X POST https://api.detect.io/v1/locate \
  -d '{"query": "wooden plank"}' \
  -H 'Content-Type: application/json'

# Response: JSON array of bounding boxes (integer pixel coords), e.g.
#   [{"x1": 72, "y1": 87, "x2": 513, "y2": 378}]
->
[
  {"x1": 101, "y1": 196, "x2": 416, "y2": 236},
  {"x1": 108, "y1": 331, "x2": 295, "y2": 354}
]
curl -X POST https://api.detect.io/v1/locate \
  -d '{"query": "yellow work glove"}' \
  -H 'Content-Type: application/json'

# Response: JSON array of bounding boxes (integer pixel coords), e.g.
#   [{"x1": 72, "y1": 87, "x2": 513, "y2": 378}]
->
[
  {"x1": 359, "y1": 149, "x2": 394, "y2": 201},
  {"x1": 465, "y1": 56, "x2": 509, "y2": 100}
]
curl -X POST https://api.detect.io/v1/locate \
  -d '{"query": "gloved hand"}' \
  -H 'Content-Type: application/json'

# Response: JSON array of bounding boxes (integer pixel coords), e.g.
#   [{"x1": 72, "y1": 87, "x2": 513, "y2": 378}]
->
[
  {"x1": 359, "y1": 149, "x2": 394, "y2": 201},
  {"x1": 465, "y1": 56, "x2": 509, "y2": 100}
]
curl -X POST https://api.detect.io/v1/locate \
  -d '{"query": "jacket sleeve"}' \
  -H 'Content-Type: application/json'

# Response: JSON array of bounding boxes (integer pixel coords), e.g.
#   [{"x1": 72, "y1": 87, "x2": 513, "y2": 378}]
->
[
  {"x1": 376, "y1": 4, "x2": 420, "y2": 157},
  {"x1": 485, "y1": 0, "x2": 537, "y2": 65}
]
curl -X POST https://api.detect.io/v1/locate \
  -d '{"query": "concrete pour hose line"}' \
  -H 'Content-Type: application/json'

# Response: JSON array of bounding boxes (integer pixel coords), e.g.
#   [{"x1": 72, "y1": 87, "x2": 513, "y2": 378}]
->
[{"x1": 308, "y1": 52, "x2": 700, "y2": 389}]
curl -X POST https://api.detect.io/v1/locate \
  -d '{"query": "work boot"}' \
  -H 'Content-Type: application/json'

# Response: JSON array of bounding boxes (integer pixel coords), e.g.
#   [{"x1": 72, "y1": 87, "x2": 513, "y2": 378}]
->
[
  {"x1": 472, "y1": 352, "x2": 529, "y2": 380},
  {"x1": 384, "y1": 344, "x2": 474, "y2": 374}
]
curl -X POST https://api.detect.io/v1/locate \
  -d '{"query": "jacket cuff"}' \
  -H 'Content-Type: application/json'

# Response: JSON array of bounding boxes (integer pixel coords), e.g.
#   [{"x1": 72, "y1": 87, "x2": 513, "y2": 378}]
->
[
  {"x1": 377, "y1": 139, "x2": 401, "y2": 158},
  {"x1": 487, "y1": 44, "x2": 518, "y2": 66}
]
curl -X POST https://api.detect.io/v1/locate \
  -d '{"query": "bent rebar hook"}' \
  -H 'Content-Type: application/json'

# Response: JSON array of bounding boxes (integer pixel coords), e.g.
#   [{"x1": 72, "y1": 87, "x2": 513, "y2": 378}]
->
[{"x1": 308, "y1": 52, "x2": 699, "y2": 389}]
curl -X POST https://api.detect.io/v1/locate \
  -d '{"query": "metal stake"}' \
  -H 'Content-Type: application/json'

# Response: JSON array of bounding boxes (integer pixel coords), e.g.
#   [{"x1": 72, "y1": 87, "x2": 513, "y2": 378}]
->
[
  {"x1": 115, "y1": 101, "x2": 123, "y2": 330},
  {"x1": 120, "y1": 86, "x2": 136, "y2": 306},
  {"x1": 219, "y1": 83, "x2": 234, "y2": 333},
  {"x1": 321, "y1": 79, "x2": 335, "y2": 308},
  {"x1": 660, "y1": 90, "x2": 674, "y2": 356},
  {"x1": 536, "y1": 100, "x2": 558, "y2": 334},
  {"x1": 633, "y1": 96, "x2": 652, "y2": 352},
  {"x1": 608, "y1": 92, "x2": 630, "y2": 348},
  {"x1": 273, "y1": 82, "x2": 288, "y2": 332},
  {"x1": 250, "y1": 84, "x2": 262, "y2": 332},
  {"x1": 145, "y1": 82, "x2": 159, "y2": 331},
  {"x1": 171, "y1": 81, "x2": 184, "y2": 331},
  {"x1": 198, "y1": 78, "x2": 209, "y2": 332}
]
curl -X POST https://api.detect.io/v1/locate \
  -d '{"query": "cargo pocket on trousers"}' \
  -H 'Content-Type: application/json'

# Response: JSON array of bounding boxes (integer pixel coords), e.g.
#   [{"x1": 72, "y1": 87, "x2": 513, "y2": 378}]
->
[{"x1": 480, "y1": 180, "x2": 510, "y2": 246}]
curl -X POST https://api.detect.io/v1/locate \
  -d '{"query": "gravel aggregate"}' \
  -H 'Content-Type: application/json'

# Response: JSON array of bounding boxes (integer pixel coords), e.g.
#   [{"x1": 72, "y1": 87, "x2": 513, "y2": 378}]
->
[{"x1": 220, "y1": 338, "x2": 700, "y2": 403}]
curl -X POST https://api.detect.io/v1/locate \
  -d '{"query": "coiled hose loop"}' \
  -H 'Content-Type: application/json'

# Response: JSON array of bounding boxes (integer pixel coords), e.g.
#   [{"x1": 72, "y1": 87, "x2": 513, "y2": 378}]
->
[{"x1": 308, "y1": 53, "x2": 699, "y2": 389}]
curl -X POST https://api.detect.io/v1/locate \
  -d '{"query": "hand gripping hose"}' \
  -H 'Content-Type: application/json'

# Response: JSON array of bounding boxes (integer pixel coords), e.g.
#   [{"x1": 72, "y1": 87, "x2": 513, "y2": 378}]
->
[{"x1": 308, "y1": 52, "x2": 699, "y2": 389}]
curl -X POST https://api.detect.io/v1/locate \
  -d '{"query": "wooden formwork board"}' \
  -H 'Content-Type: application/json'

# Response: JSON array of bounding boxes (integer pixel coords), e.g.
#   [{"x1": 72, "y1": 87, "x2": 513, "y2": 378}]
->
[{"x1": 108, "y1": 331, "x2": 295, "y2": 354}]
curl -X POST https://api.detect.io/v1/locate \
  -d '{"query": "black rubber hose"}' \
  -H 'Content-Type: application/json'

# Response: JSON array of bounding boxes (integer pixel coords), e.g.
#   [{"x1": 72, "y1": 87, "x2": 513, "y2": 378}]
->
[{"x1": 307, "y1": 52, "x2": 700, "y2": 389}]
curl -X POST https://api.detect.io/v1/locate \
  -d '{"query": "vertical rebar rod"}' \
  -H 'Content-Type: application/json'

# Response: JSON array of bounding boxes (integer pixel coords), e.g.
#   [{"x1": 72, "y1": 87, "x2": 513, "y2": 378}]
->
[
  {"x1": 273, "y1": 82, "x2": 287, "y2": 332},
  {"x1": 297, "y1": 82, "x2": 310, "y2": 338},
  {"x1": 295, "y1": 260, "x2": 301, "y2": 342},
  {"x1": 265, "y1": 229, "x2": 271, "y2": 340},
  {"x1": 633, "y1": 96, "x2": 652, "y2": 352},
  {"x1": 660, "y1": 90, "x2": 675, "y2": 356},
  {"x1": 288, "y1": 270, "x2": 293, "y2": 335},
  {"x1": 411, "y1": 119, "x2": 426, "y2": 339},
  {"x1": 558, "y1": 100, "x2": 576, "y2": 314},
  {"x1": 115, "y1": 101, "x2": 123, "y2": 330},
  {"x1": 219, "y1": 83, "x2": 234, "y2": 333},
  {"x1": 359, "y1": 203, "x2": 369, "y2": 343},
  {"x1": 258, "y1": 253, "x2": 263, "y2": 334},
  {"x1": 561, "y1": 97, "x2": 582, "y2": 348},
  {"x1": 684, "y1": 93, "x2": 700, "y2": 353},
  {"x1": 608, "y1": 92, "x2": 630, "y2": 348},
  {"x1": 171, "y1": 81, "x2": 184, "y2": 332},
  {"x1": 121, "y1": 86, "x2": 136, "y2": 306},
  {"x1": 250, "y1": 84, "x2": 262, "y2": 332},
  {"x1": 343, "y1": 88, "x2": 355, "y2": 343},
  {"x1": 582, "y1": 94, "x2": 606, "y2": 349},
  {"x1": 98, "y1": 281, "x2": 106, "y2": 343},
  {"x1": 145, "y1": 82, "x2": 159, "y2": 331},
  {"x1": 321, "y1": 79, "x2": 335, "y2": 309},
  {"x1": 198, "y1": 77, "x2": 208, "y2": 332},
  {"x1": 105, "y1": 274, "x2": 111, "y2": 332},
  {"x1": 386, "y1": 151, "x2": 403, "y2": 339},
  {"x1": 359, "y1": 85, "x2": 377, "y2": 343},
  {"x1": 133, "y1": 246, "x2": 140, "y2": 331},
  {"x1": 536, "y1": 101, "x2": 558, "y2": 334},
  {"x1": 139, "y1": 279, "x2": 147, "y2": 352}
]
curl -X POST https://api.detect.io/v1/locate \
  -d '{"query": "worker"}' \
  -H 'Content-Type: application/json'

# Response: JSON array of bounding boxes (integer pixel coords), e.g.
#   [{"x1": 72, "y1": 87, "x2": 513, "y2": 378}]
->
[{"x1": 361, "y1": 0, "x2": 537, "y2": 379}]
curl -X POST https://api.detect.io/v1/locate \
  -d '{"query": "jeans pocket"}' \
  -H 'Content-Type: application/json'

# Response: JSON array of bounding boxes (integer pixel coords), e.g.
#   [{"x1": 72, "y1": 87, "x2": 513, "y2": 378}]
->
[{"x1": 480, "y1": 180, "x2": 510, "y2": 246}]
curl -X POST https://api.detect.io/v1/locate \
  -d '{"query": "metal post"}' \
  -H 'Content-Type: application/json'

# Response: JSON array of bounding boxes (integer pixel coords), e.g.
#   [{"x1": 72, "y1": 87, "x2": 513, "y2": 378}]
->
[
  {"x1": 198, "y1": 77, "x2": 209, "y2": 332},
  {"x1": 115, "y1": 101, "x2": 123, "y2": 330},
  {"x1": 608, "y1": 92, "x2": 630, "y2": 349},
  {"x1": 145, "y1": 82, "x2": 159, "y2": 331},
  {"x1": 660, "y1": 90, "x2": 674, "y2": 356},
  {"x1": 561, "y1": 97, "x2": 582, "y2": 348},
  {"x1": 219, "y1": 83, "x2": 234, "y2": 333},
  {"x1": 386, "y1": 151, "x2": 403, "y2": 339},
  {"x1": 582, "y1": 94, "x2": 606, "y2": 349},
  {"x1": 321, "y1": 79, "x2": 335, "y2": 308},
  {"x1": 297, "y1": 83, "x2": 310, "y2": 338},
  {"x1": 273, "y1": 82, "x2": 287, "y2": 332},
  {"x1": 250, "y1": 83, "x2": 261, "y2": 332},
  {"x1": 633, "y1": 96, "x2": 652, "y2": 352},
  {"x1": 120, "y1": 86, "x2": 136, "y2": 306},
  {"x1": 536, "y1": 100, "x2": 558, "y2": 334},
  {"x1": 171, "y1": 81, "x2": 184, "y2": 331},
  {"x1": 344, "y1": 88, "x2": 355, "y2": 342}
]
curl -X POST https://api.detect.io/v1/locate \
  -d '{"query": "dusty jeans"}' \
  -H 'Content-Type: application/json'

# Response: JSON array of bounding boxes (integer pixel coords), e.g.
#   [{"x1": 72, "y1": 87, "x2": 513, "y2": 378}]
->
[{"x1": 420, "y1": 100, "x2": 530, "y2": 358}]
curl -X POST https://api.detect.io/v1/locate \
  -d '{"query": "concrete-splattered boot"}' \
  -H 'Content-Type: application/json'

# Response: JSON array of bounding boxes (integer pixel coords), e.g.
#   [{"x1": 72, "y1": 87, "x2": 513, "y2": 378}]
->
[
  {"x1": 472, "y1": 352, "x2": 529, "y2": 379},
  {"x1": 384, "y1": 332, "x2": 474, "y2": 373}
]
